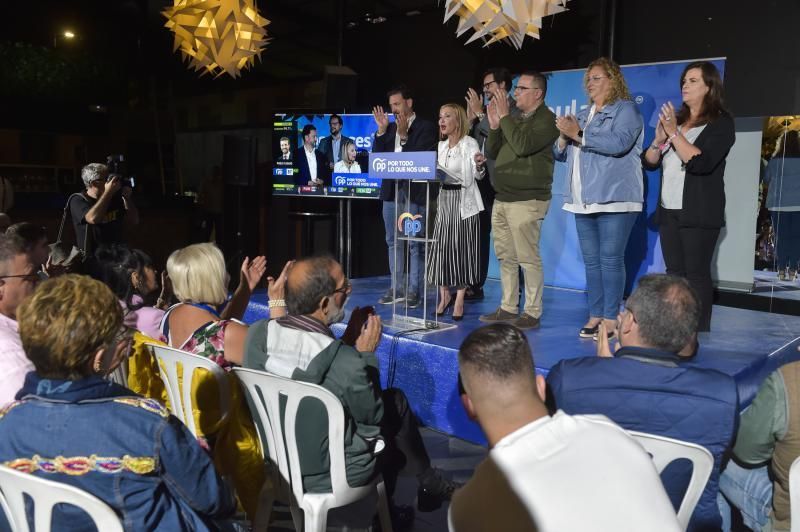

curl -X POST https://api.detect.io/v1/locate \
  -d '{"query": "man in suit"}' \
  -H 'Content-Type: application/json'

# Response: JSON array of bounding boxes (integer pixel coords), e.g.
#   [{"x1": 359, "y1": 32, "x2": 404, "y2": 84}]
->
[
  {"x1": 372, "y1": 85, "x2": 437, "y2": 308},
  {"x1": 294, "y1": 124, "x2": 329, "y2": 187},
  {"x1": 277, "y1": 137, "x2": 292, "y2": 164},
  {"x1": 318, "y1": 114, "x2": 352, "y2": 171}
]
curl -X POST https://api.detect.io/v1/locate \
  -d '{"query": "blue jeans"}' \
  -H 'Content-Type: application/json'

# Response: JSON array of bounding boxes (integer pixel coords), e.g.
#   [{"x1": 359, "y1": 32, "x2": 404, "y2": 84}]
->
[
  {"x1": 382, "y1": 188, "x2": 423, "y2": 297},
  {"x1": 717, "y1": 461, "x2": 772, "y2": 532},
  {"x1": 574, "y1": 211, "x2": 638, "y2": 319}
]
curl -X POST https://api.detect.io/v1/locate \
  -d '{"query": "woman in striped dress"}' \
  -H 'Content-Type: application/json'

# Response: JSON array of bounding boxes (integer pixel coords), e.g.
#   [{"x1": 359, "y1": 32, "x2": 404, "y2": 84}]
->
[{"x1": 427, "y1": 103, "x2": 485, "y2": 321}]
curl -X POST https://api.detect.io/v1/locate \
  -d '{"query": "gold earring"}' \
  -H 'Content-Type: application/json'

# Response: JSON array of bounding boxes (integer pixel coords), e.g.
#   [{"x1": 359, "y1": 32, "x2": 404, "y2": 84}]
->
[{"x1": 93, "y1": 359, "x2": 102, "y2": 373}]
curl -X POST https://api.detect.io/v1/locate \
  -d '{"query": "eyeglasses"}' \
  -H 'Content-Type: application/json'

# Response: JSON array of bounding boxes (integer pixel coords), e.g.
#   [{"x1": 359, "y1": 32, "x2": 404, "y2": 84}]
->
[
  {"x1": 332, "y1": 278, "x2": 351, "y2": 296},
  {"x1": 514, "y1": 85, "x2": 541, "y2": 92},
  {"x1": 0, "y1": 273, "x2": 40, "y2": 283},
  {"x1": 482, "y1": 80, "x2": 497, "y2": 90},
  {"x1": 587, "y1": 75, "x2": 607, "y2": 83}
]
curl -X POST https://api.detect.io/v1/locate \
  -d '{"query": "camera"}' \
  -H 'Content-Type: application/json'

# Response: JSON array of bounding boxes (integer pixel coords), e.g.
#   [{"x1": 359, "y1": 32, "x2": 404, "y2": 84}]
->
[{"x1": 106, "y1": 154, "x2": 135, "y2": 188}]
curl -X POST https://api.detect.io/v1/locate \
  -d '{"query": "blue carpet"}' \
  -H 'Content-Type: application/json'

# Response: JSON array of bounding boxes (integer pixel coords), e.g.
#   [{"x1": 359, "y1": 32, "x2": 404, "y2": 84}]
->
[{"x1": 243, "y1": 276, "x2": 800, "y2": 445}]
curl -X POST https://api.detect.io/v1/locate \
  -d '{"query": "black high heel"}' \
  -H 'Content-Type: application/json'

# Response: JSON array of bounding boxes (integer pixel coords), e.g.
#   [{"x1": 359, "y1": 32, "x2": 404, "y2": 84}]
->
[
  {"x1": 434, "y1": 298, "x2": 454, "y2": 317},
  {"x1": 452, "y1": 303, "x2": 464, "y2": 321}
]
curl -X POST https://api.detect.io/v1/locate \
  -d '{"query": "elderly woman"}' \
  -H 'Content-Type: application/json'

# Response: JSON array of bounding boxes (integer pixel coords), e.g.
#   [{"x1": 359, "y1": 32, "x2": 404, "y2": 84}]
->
[
  {"x1": 555, "y1": 57, "x2": 644, "y2": 339},
  {"x1": 0, "y1": 274, "x2": 235, "y2": 531},
  {"x1": 643, "y1": 61, "x2": 735, "y2": 332},
  {"x1": 427, "y1": 103, "x2": 484, "y2": 321},
  {"x1": 333, "y1": 139, "x2": 362, "y2": 173}
]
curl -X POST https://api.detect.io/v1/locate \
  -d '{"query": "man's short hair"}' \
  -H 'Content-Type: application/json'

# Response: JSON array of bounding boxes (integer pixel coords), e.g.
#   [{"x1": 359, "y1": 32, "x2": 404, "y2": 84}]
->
[
  {"x1": 18, "y1": 274, "x2": 122, "y2": 380},
  {"x1": 330, "y1": 114, "x2": 343, "y2": 126},
  {"x1": 626, "y1": 274, "x2": 700, "y2": 352},
  {"x1": 482, "y1": 67, "x2": 513, "y2": 90},
  {"x1": 81, "y1": 163, "x2": 108, "y2": 188},
  {"x1": 301, "y1": 124, "x2": 317, "y2": 139},
  {"x1": 285, "y1": 256, "x2": 337, "y2": 316},
  {"x1": 167, "y1": 243, "x2": 228, "y2": 306},
  {"x1": 6, "y1": 222, "x2": 46, "y2": 254},
  {"x1": 459, "y1": 323, "x2": 534, "y2": 379},
  {"x1": 279, "y1": 136, "x2": 290, "y2": 144},
  {"x1": 387, "y1": 85, "x2": 413, "y2": 100},
  {"x1": 519, "y1": 70, "x2": 548, "y2": 97},
  {"x1": 0, "y1": 234, "x2": 27, "y2": 276}
]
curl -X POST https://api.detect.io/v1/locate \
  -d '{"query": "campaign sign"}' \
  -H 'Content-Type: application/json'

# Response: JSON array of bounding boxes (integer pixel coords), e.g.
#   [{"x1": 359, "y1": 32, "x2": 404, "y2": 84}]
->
[
  {"x1": 331, "y1": 172, "x2": 381, "y2": 189},
  {"x1": 368, "y1": 151, "x2": 437, "y2": 180}
]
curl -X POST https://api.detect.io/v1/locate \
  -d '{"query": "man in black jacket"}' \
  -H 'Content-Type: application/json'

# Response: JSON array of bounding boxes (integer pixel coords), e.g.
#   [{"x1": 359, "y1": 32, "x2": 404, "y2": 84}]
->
[
  {"x1": 372, "y1": 85, "x2": 437, "y2": 307},
  {"x1": 295, "y1": 124, "x2": 330, "y2": 187},
  {"x1": 318, "y1": 114, "x2": 352, "y2": 171}
]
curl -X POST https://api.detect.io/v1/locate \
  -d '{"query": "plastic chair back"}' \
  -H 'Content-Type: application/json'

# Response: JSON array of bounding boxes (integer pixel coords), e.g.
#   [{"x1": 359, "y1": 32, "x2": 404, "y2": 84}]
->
[
  {"x1": 149, "y1": 344, "x2": 230, "y2": 437},
  {"x1": 630, "y1": 430, "x2": 714, "y2": 531},
  {"x1": 233, "y1": 367, "x2": 392, "y2": 532},
  {"x1": 0, "y1": 464, "x2": 123, "y2": 532},
  {"x1": 790, "y1": 456, "x2": 800, "y2": 532}
]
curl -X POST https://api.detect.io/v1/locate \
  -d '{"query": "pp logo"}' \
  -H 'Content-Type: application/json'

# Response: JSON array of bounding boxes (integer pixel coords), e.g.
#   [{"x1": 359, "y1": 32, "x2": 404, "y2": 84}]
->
[
  {"x1": 372, "y1": 158, "x2": 387, "y2": 172},
  {"x1": 334, "y1": 175, "x2": 347, "y2": 186},
  {"x1": 397, "y1": 213, "x2": 423, "y2": 236},
  {"x1": 635, "y1": 95, "x2": 644, "y2": 104}
]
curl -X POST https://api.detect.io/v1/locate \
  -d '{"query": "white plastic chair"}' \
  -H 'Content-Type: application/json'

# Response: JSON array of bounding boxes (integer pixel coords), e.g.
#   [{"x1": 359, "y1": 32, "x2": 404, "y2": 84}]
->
[
  {"x1": 0, "y1": 464, "x2": 123, "y2": 532},
  {"x1": 630, "y1": 430, "x2": 714, "y2": 531},
  {"x1": 148, "y1": 344, "x2": 230, "y2": 437},
  {"x1": 789, "y1": 456, "x2": 800, "y2": 532},
  {"x1": 233, "y1": 367, "x2": 393, "y2": 532}
]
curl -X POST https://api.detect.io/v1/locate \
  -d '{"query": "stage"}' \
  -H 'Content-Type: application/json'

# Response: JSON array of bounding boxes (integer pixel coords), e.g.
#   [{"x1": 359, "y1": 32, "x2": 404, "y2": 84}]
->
[{"x1": 243, "y1": 276, "x2": 800, "y2": 446}]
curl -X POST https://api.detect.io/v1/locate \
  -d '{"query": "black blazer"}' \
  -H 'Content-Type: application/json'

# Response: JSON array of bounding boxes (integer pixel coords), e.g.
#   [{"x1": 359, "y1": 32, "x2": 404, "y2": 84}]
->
[
  {"x1": 318, "y1": 135, "x2": 353, "y2": 167},
  {"x1": 373, "y1": 118, "x2": 438, "y2": 204},
  {"x1": 649, "y1": 113, "x2": 736, "y2": 229},
  {"x1": 295, "y1": 147, "x2": 330, "y2": 187}
]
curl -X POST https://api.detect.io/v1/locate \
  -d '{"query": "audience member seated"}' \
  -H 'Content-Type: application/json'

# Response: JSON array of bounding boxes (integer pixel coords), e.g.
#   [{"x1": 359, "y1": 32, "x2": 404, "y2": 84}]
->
[
  {"x1": 244, "y1": 256, "x2": 459, "y2": 525},
  {"x1": 0, "y1": 274, "x2": 236, "y2": 531},
  {"x1": 159, "y1": 242, "x2": 269, "y2": 519},
  {"x1": 0, "y1": 235, "x2": 41, "y2": 406},
  {"x1": 718, "y1": 359, "x2": 800, "y2": 532},
  {"x1": 450, "y1": 323, "x2": 681, "y2": 531},
  {"x1": 6, "y1": 221, "x2": 64, "y2": 278},
  {"x1": 547, "y1": 274, "x2": 739, "y2": 531}
]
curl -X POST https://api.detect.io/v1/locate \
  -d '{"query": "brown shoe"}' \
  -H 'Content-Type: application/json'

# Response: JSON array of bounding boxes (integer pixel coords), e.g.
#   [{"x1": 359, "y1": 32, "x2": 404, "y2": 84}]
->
[
  {"x1": 513, "y1": 313, "x2": 541, "y2": 330},
  {"x1": 479, "y1": 308, "x2": 517, "y2": 323}
]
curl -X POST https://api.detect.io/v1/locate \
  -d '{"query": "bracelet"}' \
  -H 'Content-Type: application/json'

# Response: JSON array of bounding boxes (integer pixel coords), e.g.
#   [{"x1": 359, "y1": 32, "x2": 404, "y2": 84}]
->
[
  {"x1": 268, "y1": 299, "x2": 286, "y2": 309},
  {"x1": 476, "y1": 112, "x2": 485, "y2": 121}
]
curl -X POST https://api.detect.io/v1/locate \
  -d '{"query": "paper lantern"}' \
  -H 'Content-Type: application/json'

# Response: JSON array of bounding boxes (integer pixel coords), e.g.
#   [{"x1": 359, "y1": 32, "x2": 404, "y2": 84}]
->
[
  {"x1": 163, "y1": 0, "x2": 270, "y2": 78},
  {"x1": 443, "y1": 0, "x2": 568, "y2": 49}
]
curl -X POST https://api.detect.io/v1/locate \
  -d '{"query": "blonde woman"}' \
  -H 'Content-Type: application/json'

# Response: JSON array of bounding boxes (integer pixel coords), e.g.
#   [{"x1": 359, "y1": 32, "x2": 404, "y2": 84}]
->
[
  {"x1": 554, "y1": 57, "x2": 644, "y2": 340},
  {"x1": 333, "y1": 139, "x2": 362, "y2": 173},
  {"x1": 427, "y1": 103, "x2": 484, "y2": 321}
]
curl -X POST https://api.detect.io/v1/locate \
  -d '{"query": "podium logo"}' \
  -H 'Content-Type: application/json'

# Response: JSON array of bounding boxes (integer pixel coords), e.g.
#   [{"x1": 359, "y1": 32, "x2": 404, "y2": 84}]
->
[
  {"x1": 372, "y1": 158, "x2": 387, "y2": 172},
  {"x1": 397, "y1": 213, "x2": 422, "y2": 236},
  {"x1": 334, "y1": 175, "x2": 347, "y2": 186}
]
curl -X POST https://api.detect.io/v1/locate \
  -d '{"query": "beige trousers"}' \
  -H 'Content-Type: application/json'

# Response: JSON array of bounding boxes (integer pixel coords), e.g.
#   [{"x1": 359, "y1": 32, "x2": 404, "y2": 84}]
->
[{"x1": 492, "y1": 198, "x2": 550, "y2": 318}]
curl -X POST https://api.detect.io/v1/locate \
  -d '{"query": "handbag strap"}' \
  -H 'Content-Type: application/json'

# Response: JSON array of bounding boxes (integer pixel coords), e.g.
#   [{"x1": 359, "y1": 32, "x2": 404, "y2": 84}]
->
[{"x1": 58, "y1": 193, "x2": 90, "y2": 255}]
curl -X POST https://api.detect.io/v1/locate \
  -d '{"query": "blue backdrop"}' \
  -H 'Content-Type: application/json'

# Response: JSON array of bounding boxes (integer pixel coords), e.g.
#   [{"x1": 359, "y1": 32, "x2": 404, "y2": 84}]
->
[{"x1": 487, "y1": 58, "x2": 726, "y2": 292}]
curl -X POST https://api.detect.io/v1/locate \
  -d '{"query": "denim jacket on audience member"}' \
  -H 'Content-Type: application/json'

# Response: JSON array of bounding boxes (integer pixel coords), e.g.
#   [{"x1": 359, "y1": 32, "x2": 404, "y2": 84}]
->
[
  {"x1": 554, "y1": 99, "x2": 644, "y2": 205},
  {"x1": 0, "y1": 373, "x2": 235, "y2": 531}
]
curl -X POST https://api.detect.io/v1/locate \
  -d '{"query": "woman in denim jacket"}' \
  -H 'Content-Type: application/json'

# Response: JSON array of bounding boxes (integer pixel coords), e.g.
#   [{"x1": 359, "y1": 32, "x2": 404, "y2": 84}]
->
[
  {"x1": 0, "y1": 274, "x2": 235, "y2": 531},
  {"x1": 554, "y1": 57, "x2": 644, "y2": 340}
]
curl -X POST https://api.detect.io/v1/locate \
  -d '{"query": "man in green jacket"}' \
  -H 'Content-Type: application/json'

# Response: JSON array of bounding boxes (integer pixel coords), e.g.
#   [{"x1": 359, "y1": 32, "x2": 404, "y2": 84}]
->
[
  {"x1": 244, "y1": 256, "x2": 457, "y2": 524},
  {"x1": 479, "y1": 71, "x2": 559, "y2": 330}
]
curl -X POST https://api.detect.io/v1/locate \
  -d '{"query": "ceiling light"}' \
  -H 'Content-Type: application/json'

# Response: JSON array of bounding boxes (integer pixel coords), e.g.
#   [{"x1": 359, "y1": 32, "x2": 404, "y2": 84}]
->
[{"x1": 63, "y1": 31, "x2": 76, "y2": 39}]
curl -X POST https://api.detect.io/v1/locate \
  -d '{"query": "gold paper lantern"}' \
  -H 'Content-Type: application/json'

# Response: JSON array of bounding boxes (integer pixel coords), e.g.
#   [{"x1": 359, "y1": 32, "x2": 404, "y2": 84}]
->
[
  {"x1": 443, "y1": 0, "x2": 569, "y2": 49},
  {"x1": 163, "y1": 0, "x2": 270, "y2": 78}
]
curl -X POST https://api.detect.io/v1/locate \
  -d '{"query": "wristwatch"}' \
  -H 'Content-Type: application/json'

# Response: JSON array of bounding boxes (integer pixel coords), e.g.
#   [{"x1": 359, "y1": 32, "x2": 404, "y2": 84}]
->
[
  {"x1": 476, "y1": 112, "x2": 486, "y2": 121},
  {"x1": 577, "y1": 129, "x2": 584, "y2": 139}
]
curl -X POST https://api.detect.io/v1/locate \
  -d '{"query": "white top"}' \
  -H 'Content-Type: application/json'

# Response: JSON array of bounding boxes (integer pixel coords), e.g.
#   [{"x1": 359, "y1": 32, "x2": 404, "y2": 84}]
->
[
  {"x1": 393, "y1": 114, "x2": 416, "y2": 152},
  {"x1": 333, "y1": 160, "x2": 362, "y2": 173},
  {"x1": 0, "y1": 312, "x2": 33, "y2": 407},
  {"x1": 660, "y1": 124, "x2": 707, "y2": 209},
  {"x1": 437, "y1": 136, "x2": 485, "y2": 219},
  {"x1": 563, "y1": 105, "x2": 642, "y2": 214},
  {"x1": 304, "y1": 145, "x2": 318, "y2": 182},
  {"x1": 488, "y1": 411, "x2": 681, "y2": 532}
]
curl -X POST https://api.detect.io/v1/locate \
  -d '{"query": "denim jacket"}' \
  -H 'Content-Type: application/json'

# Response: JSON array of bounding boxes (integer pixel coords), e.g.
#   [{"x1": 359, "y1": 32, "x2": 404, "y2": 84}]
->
[
  {"x1": 554, "y1": 99, "x2": 644, "y2": 205},
  {"x1": 0, "y1": 374, "x2": 235, "y2": 531}
]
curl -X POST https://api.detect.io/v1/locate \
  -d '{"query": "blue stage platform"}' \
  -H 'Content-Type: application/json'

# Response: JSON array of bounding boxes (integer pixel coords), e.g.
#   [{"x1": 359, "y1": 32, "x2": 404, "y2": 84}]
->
[{"x1": 243, "y1": 276, "x2": 800, "y2": 446}]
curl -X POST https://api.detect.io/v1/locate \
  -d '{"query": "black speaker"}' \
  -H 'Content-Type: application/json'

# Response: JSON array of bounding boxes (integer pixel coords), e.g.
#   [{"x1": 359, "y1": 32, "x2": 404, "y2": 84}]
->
[{"x1": 222, "y1": 135, "x2": 257, "y2": 186}]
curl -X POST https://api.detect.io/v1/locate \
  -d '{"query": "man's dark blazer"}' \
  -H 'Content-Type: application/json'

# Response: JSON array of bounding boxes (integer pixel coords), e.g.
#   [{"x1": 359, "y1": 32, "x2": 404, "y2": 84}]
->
[
  {"x1": 373, "y1": 117, "x2": 438, "y2": 204},
  {"x1": 318, "y1": 135, "x2": 353, "y2": 168},
  {"x1": 294, "y1": 146, "x2": 330, "y2": 187}
]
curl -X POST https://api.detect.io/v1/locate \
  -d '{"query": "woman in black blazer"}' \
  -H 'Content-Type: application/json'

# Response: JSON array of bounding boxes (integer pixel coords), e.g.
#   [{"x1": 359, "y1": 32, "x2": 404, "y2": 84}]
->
[{"x1": 643, "y1": 61, "x2": 735, "y2": 331}]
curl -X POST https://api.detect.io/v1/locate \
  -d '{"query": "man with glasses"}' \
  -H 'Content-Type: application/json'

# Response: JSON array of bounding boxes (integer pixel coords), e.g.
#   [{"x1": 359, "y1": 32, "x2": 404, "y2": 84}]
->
[
  {"x1": 69, "y1": 162, "x2": 139, "y2": 254},
  {"x1": 244, "y1": 255, "x2": 458, "y2": 527},
  {"x1": 546, "y1": 274, "x2": 739, "y2": 531},
  {"x1": 478, "y1": 71, "x2": 559, "y2": 330},
  {"x1": 0, "y1": 234, "x2": 41, "y2": 405}
]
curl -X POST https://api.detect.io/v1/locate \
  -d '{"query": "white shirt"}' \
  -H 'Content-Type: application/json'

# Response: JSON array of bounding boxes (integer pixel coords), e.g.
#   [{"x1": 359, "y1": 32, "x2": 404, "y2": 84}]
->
[
  {"x1": 0, "y1": 312, "x2": 33, "y2": 407},
  {"x1": 333, "y1": 160, "x2": 362, "y2": 173},
  {"x1": 304, "y1": 145, "x2": 318, "y2": 182},
  {"x1": 485, "y1": 411, "x2": 681, "y2": 532},
  {"x1": 563, "y1": 105, "x2": 642, "y2": 214},
  {"x1": 393, "y1": 114, "x2": 416, "y2": 153},
  {"x1": 660, "y1": 124, "x2": 706, "y2": 209}
]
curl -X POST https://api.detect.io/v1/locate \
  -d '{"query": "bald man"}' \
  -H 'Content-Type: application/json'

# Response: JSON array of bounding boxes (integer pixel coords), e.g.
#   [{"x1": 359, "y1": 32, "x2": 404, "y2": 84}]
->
[
  {"x1": 450, "y1": 323, "x2": 680, "y2": 532},
  {"x1": 244, "y1": 256, "x2": 458, "y2": 524}
]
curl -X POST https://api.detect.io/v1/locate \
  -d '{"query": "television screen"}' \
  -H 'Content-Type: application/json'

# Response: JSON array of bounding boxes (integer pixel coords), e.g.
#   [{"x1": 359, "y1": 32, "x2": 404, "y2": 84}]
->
[{"x1": 272, "y1": 112, "x2": 390, "y2": 199}]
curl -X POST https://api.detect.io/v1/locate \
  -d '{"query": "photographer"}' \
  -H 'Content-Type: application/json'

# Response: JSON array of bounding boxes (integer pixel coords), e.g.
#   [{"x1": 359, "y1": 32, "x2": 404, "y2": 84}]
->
[{"x1": 69, "y1": 162, "x2": 139, "y2": 253}]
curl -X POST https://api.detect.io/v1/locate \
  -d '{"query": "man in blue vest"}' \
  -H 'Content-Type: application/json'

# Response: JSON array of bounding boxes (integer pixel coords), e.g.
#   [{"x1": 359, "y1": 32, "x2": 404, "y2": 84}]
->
[{"x1": 547, "y1": 274, "x2": 739, "y2": 532}]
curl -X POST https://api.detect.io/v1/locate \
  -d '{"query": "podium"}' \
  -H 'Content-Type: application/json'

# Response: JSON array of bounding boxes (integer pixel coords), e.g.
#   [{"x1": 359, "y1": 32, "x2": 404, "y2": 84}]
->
[{"x1": 369, "y1": 151, "x2": 457, "y2": 334}]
